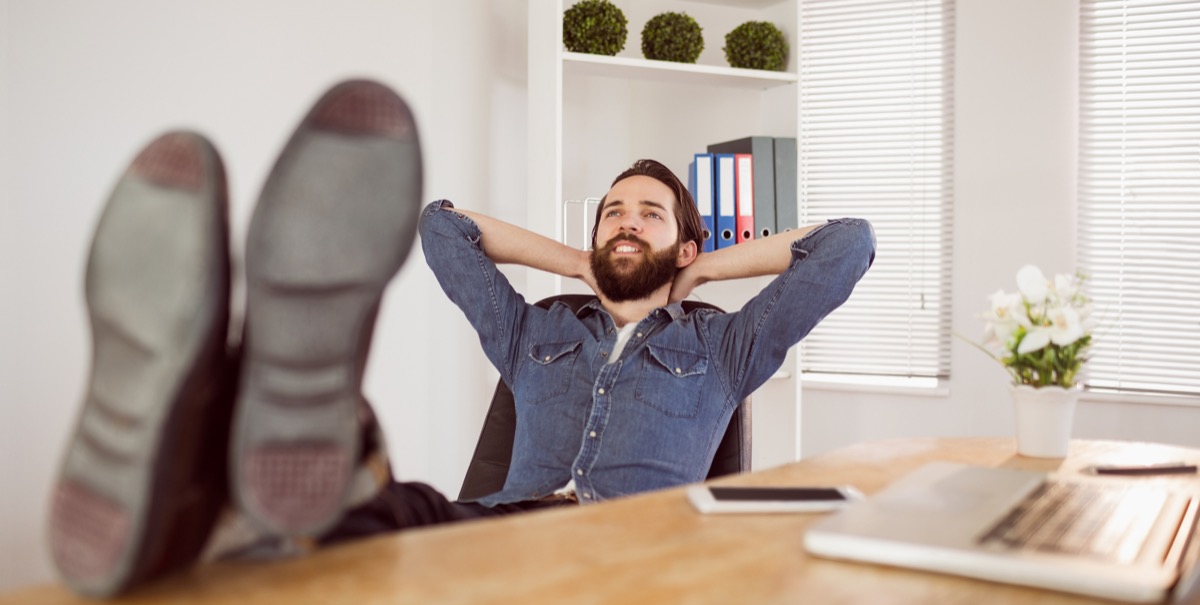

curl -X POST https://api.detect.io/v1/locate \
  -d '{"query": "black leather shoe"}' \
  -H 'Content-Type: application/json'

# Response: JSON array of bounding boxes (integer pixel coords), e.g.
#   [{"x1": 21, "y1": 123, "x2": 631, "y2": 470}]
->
[
  {"x1": 49, "y1": 131, "x2": 234, "y2": 597},
  {"x1": 232, "y1": 80, "x2": 422, "y2": 537}
]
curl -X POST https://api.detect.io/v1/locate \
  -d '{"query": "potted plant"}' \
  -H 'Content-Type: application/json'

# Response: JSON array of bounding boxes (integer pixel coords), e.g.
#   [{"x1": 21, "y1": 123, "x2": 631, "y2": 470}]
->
[
  {"x1": 978, "y1": 265, "x2": 1093, "y2": 457},
  {"x1": 563, "y1": 0, "x2": 628, "y2": 57},
  {"x1": 723, "y1": 21, "x2": 788, "y2": 71},
  {"x1": 641, "y1": 11, "x2": 704, "y2": 64}
]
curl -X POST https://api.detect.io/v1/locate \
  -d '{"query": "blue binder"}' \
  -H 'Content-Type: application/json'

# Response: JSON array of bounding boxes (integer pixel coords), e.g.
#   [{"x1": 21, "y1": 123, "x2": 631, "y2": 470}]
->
[
  {"x1": 714, "y1": 153, "x2": 737, "y2": 249},
  {"x1": 689, "y1": 153, "x2": 716, "y2": 252}
]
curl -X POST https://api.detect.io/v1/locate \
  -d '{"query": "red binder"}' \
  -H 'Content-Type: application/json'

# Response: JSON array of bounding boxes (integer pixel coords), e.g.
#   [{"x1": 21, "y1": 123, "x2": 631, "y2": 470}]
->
[{"x1": 735, "y1": 153, "x2": 755, "y2": 243}]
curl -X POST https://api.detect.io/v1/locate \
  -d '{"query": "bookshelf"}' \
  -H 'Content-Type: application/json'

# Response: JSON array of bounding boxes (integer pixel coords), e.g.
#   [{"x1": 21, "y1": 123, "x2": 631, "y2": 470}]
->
[
  {"x1": 527, "y1": 0, "x2": 802, "y2": 467},
  {"x1": 562, "y1": 51, "x2": 798, "y2": 89}
]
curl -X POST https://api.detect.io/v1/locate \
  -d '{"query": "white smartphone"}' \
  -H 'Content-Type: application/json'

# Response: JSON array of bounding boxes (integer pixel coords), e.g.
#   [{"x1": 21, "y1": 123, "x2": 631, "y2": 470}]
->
[{"x1": 687, "y1": 484, "x2": 863, "y2": 514}]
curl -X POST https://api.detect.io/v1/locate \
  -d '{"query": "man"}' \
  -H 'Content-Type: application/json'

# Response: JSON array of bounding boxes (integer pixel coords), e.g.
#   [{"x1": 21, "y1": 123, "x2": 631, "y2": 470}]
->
[
  {"x1": 417, "y1": 160, "x2": 875, "y2": 508},
  {"x1": 48, "y1": 79, "x2": 874, "y2": 598},
  {"x1": 313, "y1": 159, "x2": 874, "y2": 539}
]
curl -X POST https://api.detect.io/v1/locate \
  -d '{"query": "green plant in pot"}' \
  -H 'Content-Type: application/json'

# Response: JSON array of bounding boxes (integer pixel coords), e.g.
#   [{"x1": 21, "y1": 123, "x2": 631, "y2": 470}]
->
[
  {"x1": 563, "y1": 0, "x2": 628, "y2": 57},
  {"x1": 723, "y1": 21, "x2": 788, "y2": 71},
  {"x1": 641, "y1": 12, "x2": 704, "y2": 64}
]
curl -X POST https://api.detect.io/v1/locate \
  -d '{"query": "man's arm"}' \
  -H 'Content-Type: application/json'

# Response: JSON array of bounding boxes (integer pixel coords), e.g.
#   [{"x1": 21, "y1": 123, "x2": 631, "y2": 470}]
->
[
  {"x1": 453, "y1": 208, "x2": 599, "y2": 295},
  {"x1": 688, "y1": 218, "x2": 875, "y2": 403},
  {"x1": 669, "y1": 224, "x2": 824, "y2": 302},
  {"x1": 421, "y1": 201, "x2": 599, "y2": 383}
]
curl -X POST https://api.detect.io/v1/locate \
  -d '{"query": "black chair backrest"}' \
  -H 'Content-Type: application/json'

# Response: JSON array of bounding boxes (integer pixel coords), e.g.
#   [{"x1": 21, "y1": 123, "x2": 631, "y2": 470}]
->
[{"x1": 457, "y1": 294, "x2": 753, "y2": 501}]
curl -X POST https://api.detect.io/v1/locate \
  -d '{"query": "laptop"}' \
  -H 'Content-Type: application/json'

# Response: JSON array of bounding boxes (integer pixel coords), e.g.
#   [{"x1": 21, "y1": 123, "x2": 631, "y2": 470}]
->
[{"x1": 804, "y1": 462, "x2": 1200, "y2": 603}]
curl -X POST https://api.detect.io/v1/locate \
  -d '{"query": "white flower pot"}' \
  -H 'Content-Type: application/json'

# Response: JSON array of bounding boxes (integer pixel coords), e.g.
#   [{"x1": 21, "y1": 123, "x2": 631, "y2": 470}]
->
[{"x1": 1010, "y1": 384, "x2": 1079, "y2": 458}]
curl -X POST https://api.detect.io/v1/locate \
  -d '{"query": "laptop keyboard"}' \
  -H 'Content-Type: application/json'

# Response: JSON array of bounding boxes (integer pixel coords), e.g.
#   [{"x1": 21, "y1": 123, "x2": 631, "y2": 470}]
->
[{"x1": 978, "y1": 481, "x2": 1168, "y2": 564}]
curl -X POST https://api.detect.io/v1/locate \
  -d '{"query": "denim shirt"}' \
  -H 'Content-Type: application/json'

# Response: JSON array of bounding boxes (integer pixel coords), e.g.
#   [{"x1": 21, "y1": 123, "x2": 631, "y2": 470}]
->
[{"x1": 419, "y1": 200, "x2": 875, "y2": 507}]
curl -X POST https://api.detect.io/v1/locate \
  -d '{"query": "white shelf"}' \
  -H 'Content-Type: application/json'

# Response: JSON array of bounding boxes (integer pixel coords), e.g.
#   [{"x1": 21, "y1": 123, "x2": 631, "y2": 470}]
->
[
  {"x1": 529, "y1": 0, "x2": 803, "y2": 467},
  {"x1": 680, "y1": 0, "x2": 790, "y2": 7},
  {"x1": 563, "y1": 52, "x2": 797, "y2": 90}
]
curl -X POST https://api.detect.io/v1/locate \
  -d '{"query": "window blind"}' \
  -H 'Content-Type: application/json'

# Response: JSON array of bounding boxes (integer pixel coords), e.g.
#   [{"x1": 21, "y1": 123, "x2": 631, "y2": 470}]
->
[
  {"x1": 796, "y1": 0, "x2": 955, "y2": 383},
  {"x1": 1079, "y1": 0, "x2": 1200, "y2": 398}
]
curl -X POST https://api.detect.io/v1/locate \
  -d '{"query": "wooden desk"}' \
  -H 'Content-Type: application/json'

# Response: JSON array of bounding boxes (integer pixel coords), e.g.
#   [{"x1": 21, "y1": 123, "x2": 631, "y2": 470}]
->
[{"x1": 6, "y1": 438, "x2": 1200, "y2": 604}]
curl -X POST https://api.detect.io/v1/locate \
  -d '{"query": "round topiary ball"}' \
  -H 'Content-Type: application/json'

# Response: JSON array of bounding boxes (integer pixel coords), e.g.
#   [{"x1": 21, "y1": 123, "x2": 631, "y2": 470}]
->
[
  {"x1": 723, "y1": 21, "x2": 788, "y2": 71},
  {"x1": 641, "y1": 12, "x2": 704, "y2": 64},
  {"x1": 563, "y1": 0, "x2": 628, "y2": 57}
]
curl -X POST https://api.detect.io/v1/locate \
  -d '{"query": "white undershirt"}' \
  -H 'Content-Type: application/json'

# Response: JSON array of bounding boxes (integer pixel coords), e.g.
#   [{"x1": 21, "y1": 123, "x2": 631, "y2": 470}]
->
[{"x1": 608, "y1": 322, "x2": 639, "y2": 364}]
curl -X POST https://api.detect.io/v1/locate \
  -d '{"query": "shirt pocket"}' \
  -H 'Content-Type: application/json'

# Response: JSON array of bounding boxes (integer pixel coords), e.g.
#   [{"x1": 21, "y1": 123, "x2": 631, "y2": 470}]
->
[
  {"x1": 634, "y1": 345, "x2": 708, "y2": 418},
  {"x1": 521, "y1": 340, "x2": 583, "y2": 404}
]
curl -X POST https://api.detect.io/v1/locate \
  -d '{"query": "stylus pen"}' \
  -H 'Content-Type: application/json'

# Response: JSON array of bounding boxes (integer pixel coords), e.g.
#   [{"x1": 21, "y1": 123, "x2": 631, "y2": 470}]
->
[{"x1": 1091, "y1": 462, "x2": 1199, "y2": 476}]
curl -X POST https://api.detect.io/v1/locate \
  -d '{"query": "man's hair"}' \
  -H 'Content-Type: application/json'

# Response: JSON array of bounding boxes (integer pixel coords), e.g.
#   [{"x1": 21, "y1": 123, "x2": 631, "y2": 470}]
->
[{"x1": 590, "y1": 159, "x2": 705, "y2": 252}]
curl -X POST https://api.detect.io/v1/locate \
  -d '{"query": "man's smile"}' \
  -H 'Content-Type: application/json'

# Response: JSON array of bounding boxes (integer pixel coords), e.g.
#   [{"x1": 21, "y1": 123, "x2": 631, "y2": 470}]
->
[{"x1": 604, "y1": 234, "x2": 649, "y2": 257}]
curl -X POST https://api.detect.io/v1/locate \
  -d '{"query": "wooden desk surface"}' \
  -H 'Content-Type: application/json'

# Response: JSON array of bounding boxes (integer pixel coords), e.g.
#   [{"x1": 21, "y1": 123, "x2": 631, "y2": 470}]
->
[{"x1": 6, "y1": 437, "x2": 1200, "y2": 604}]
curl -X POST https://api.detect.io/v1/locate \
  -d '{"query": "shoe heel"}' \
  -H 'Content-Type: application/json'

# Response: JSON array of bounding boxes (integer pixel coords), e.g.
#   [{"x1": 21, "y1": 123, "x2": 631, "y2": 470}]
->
[{"x1": 49, "y1": 480, "x2": 132, "y2": 594}]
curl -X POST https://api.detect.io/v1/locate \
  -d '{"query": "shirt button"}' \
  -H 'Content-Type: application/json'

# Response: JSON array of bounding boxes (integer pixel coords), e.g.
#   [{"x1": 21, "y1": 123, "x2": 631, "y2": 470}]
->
[
  {"x1": 597, "y1": 388, "x2": 605, "y2": 395},
  {"x1": 600, "y1": 351, "x2": 608, "y2": 357},
  {"x1": 589, "y1": 431, "x2": 597, "y2": 438},
  {"x1": 583, "y1": 493, "x2": 592, "y2": 500},
  {"x1": 608, "y1": 327, "x2": 614, "y2": 334},
  {"x1": 675, "y1": 367, "x2": 682, "y2": 374},
  {"x1": 636, "y1": 332, "x2": 643, "y2": 338},
  {"x1": 544, "y1": 355, "x2": 551, "y2": 362},
  {"x1": 577, "y1": 469, "x2": 584, "y2": 476}
]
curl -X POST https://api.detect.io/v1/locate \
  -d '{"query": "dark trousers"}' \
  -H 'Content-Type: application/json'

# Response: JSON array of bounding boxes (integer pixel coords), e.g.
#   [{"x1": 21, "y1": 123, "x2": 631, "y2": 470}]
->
[{"x1": 320, "y1": 481, "x2": 573, "y2": 546}]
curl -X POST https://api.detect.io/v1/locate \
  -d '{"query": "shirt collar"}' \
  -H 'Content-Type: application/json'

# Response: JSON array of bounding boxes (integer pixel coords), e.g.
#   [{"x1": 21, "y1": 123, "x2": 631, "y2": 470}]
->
[{"x1": 576, "y1": 298, "x2": 685, "y2": 322}]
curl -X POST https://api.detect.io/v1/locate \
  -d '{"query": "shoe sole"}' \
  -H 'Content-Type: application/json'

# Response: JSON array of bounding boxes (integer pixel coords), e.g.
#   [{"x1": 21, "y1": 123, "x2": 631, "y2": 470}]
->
[
  {"x1": 49, "y1": 132, "x2": 232, "y2": 597},
  {"x1": 232, "y1": 80, "x2": 422, "y2": 536}
]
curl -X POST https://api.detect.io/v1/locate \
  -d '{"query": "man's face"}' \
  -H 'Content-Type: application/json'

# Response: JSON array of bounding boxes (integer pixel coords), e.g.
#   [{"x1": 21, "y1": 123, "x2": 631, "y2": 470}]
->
[{"x1": 590, "y1": 176, "x2": 689, "y2": 302}]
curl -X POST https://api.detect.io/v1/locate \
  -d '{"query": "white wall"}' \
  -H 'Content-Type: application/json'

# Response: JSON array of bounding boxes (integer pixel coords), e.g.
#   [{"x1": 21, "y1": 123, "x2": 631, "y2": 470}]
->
[
  {"x1": 800, "y1": 0, "x2": 1200, "y2": 458},
  {"x1": 0, "y1": 0, "x2": 17, "y2": 589},
  {"x1": 0, "y1": 0, "x2": 527, "y2": 590},
  {"x1": 5, "y1": 0, "x2": 1200, "y2": 594}
]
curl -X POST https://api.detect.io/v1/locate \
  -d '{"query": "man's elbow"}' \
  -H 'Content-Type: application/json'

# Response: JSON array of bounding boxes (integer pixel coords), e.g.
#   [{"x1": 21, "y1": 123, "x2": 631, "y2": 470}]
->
[
  {"x1": 804, "y1": 217, "x2": 876, "y2": 270},
  {"x1": 857, "y1": 218, "x2": 877, "y2": 269}
]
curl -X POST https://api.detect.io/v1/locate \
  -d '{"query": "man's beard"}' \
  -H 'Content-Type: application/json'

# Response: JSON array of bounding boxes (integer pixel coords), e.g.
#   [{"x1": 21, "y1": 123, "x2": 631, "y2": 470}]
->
[{"x1": 590, "y1": 235, "x2": 680, "y2": 303}]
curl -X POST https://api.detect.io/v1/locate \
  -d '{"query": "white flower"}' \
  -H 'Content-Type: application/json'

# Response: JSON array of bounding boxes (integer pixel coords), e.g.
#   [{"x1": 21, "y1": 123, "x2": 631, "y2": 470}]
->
[
  {"x1": 982, "y1": 289, "x2": 1024, "y2": 345},
  {"x1": 1018, "y1": 305, "x2": 1083, "y2": 354},
  {"x1": 975, "y1": 264, "x2": 1093, "y2": 388},
  {"x1": 1018, "y1": 328, "x2": 1051, "y2": 354},
  {"x1": 1054, "y1": 273, "x2": 1078, "y2": 300},
  {"x1": 987, "y1": 289, "x2": 1025, "y2": 322},
  {"x1": 1016, "y1": 265, "x2": 1049, "y2": 302},
  {"x1": 1046, "y1": 304, "x2": 1084, "y2": 346}
]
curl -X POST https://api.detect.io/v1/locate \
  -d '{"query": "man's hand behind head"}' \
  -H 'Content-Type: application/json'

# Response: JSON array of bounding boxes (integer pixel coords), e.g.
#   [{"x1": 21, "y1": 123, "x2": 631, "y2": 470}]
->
[
  {"x1": 579, "y1": 251, "x2": 601, "y2": 298},
  {"x1": 668, "y1": 254, "x2": 708, "y2": 303}
]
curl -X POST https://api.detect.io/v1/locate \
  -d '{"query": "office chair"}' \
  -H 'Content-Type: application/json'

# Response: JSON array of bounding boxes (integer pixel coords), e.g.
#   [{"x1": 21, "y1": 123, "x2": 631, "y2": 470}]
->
[{"x1": 457, "y1": 294, "x2": 753, "y2": 501}]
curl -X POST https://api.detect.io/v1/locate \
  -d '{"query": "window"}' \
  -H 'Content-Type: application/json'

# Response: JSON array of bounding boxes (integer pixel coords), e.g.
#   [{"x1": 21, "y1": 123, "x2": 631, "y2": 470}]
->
[
  {"x1": 1079, "y1": 0, "x2": 1200, "y2": 398},
  {"x1": 796, "y1": 0, "x2": 955, "y2": 385}
]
